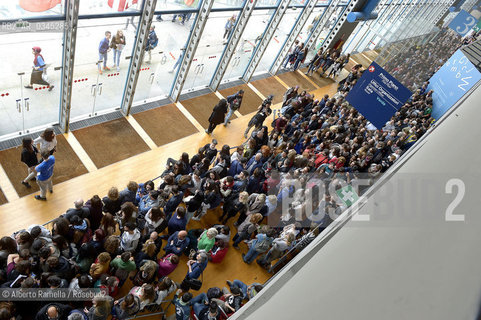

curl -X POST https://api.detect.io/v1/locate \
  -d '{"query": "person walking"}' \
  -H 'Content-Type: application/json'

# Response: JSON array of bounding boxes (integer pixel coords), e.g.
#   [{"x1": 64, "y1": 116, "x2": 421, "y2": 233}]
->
[
  {"x1": 223, "y1": 15, "x2": 236, "y2": 40},
  {"x1": 34, "y1": 151, "x2": 55, "y2": 201},
  {"x1": 145, "y1": 26, "x2": 158, "y2": 64},
  {"x1": 244, "y1": 95, "x2": 273, "y2": 138},
  {"x1": 110, "y1": 30, "x2": 126, "y2": 71},
  {"x1": 24, "y1": 47, "x2": 54, "y2": 91},
  {"x1": 98, "y1": 31, "x2": 111, "y2": 75},
  {"x1": 20, "y1": 137, "x2": 38, "y2": 189},
  {"x1": 206, "y1": 99, "x2": 228, "y2": 135},
  {"x1": 224, "y1": 89, "x2": 244, "y2": 126},
  {"x1": 168, "y1": 47, "x2": 186, "y2": 73}
]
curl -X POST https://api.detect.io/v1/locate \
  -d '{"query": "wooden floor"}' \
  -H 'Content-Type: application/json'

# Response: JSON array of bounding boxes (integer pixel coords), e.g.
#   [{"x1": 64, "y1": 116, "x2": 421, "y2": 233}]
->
[
  {"x1": 0, "y1": 188, "x2": 6, "y2": 206},
  {"x1": 0, "y1": 69, "x2": 340, "y2": 318}
]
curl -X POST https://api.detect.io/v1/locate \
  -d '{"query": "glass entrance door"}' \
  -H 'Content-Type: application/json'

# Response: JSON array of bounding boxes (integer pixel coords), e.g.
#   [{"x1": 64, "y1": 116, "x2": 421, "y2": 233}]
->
[{"x1": 0, "y1": 30, "x2": 63, "y2": 139}]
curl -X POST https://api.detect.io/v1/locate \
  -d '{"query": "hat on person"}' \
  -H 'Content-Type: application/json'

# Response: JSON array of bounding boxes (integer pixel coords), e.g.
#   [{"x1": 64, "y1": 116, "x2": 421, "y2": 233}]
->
[{"x1": 212, "y1": 139, "x2": 218, "y2": 145}]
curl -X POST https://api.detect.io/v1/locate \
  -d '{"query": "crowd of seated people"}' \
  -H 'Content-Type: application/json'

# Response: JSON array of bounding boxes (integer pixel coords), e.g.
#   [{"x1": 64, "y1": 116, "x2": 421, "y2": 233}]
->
[{"x1": 0, "y1": 49, "x2": 441, "y2": 319}]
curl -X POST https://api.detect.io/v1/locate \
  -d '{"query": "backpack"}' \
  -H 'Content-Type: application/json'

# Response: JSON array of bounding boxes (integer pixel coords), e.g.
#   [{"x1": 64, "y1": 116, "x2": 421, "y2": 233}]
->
[{"x1": 254, "y1": 236, "x2": 271, "y2": 253}]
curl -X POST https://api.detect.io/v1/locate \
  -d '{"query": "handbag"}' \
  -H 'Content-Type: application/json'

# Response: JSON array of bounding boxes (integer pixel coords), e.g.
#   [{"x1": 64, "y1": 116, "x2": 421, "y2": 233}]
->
[{"x1": 182, "y1": 271, "x2": 203, "y2": 291}]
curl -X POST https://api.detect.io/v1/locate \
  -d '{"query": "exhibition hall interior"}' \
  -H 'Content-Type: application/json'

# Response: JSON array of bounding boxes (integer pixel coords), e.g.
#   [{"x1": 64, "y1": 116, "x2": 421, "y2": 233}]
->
[{"x1": 0, "y1": 0, "x2": 480, "y2": 319}]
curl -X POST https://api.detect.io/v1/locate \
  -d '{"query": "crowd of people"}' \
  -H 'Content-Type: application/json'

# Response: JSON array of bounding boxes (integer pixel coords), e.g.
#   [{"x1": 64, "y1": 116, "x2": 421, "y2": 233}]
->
[
  {"x1": 382, "y1": 29, "x2": 465, "y2": 91},
  {"x1": 4, "y1": 29, "x2": 448, "y2": 319}
]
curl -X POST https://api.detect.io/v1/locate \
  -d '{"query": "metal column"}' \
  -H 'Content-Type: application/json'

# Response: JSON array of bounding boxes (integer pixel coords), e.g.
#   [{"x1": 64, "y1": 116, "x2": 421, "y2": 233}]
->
[
  {"x1": 169, "y1": 0, "x2": 214, "y2": 102},
  {"x1": 209, "y1": 0, "x2": 257, "y2": 91},
  {"x1": 305, "y1": 0, "x2": 343, "y2": 51},
  {"x1": 434, "y1": 0, "x2": 456, "y2": 25},
  {"x1": 120, "y1": 0, "x2": 157, "y2": 115},
  {"x1": 241, "y1": 0, "x2": 292, "y2": 83},
  {"x1": 269, "y1": 0, "x2": 318, "y2": 75},
  {"x1": 321, "y1": 0, "x2": 363, "y2": 50},
  {"x1": 59, "y1": 0, "x2": 80, "y2": 133}
]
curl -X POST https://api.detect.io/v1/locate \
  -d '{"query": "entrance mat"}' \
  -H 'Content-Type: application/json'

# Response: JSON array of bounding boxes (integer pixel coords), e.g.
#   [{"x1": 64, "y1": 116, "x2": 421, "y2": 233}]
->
[
  {"x1": 0, "y1": 134, "x2": 88, "y2": 198},
  {"x1": 219, "y1": 84, "x2": 263, "y2": 116},
  {"x1": 180, "y1": 93, "x2": 223, "y2": 129},
  {"x1": 250, "y1": 77, "x2": 288, "y2": 105},
  {"x1": 72, "y1": 117, "x2": 150, "y2": 169},
  {"x1": 133, "y1": 104, "x2": 198, "y2": 147}
]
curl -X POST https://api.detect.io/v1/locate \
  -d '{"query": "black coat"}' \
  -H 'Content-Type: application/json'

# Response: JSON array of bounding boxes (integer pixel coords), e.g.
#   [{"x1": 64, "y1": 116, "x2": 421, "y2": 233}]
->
[{"x1": 208, "y1": 103, "x2": 228, "y2": 125}]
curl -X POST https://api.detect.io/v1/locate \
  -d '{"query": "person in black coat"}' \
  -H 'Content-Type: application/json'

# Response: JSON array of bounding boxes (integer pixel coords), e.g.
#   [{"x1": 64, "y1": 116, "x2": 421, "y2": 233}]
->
[
  {"x1": 206, "y1": 99, "x2": 228, "y2": 134},
  {"x1": 20, "y1": 137, "x2": 39, "y2": 188}
]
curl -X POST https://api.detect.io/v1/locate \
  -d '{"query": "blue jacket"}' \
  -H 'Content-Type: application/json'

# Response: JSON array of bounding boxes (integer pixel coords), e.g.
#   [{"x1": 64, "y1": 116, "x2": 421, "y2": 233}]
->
[
  {"x1": 168, "y1": 215, "x2": 187, "y2": 235},
  {"x1": 36, "y1": 156, "x2": 55, "y2": 181},
  {"x1": 186, "y1": 259, "x2": 207, "y2": 280},
  {"x1": 245, "y1": 156, "x2": 263, "y2": 175},
  {"x1": 164, "y1": 192, "x2": 184, "y2": 217},
  {"x1": 146, "y1": 30, "x2": 158, "y2": 50},
  {"x1": 98, "y1": 37, "x2": 110, "y2": 54},
  {"x1": 229, "y1": 160, "x2": 244, "y2": 177},
  {"x1": 164, "y1": 231, "x2": 190, "y2": 256}
]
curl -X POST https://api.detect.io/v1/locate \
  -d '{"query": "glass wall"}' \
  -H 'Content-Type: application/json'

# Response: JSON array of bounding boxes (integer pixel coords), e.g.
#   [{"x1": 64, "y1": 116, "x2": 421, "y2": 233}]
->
[
  {"x1": 133, "y1": 13, "x2": 193, "y2": 102},
  {"x1": 304, "y1": 5, "x2": 344, "y2": 62},
  {"x1": 70, "y1": 17, "x2": 135, "y2": 119},
  {"x1": 0, "y1": 28, "x2": 63, "y2": 137},
  {"x1": 257, "y1": 7, "x2": 302, "y2": 73},
  {"x1": 182, "y1": 11, "x2": 241, "y2": 91},
  {"x1": 222, "y1": 9, "x2": 275, "y2": 82},
  {"x1": 80, "y1": 0, "x2": 144, "y2": 15}
]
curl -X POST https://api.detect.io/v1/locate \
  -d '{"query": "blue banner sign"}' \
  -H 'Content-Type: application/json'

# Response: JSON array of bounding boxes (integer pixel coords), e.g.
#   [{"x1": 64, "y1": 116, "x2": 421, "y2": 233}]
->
[
  {"x1": 346, "y1": 62, "x2": 412, "y2": 129},
  {"x1": 428, "y1": 49, "x2": 481, "y2": 120},
  {"x1": 448, "y1": 10, "x2": 478, "y2": 37}
]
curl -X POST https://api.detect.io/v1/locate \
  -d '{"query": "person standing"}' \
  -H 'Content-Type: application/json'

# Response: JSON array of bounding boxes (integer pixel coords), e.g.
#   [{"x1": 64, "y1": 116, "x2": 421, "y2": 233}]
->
[
  {"x1": 110, "y1": 30, "x2": 126, "y2": 71},
  {"x1": 224, "y1": 89, "x2": 244, "y2": 126},
  {"x1": 98, "y1": 31, "x2": 112, "y2": 75},
  {"x1": 145, "y1": 26, "x2": 158, "y2": 64},
  {"x1": 223, "y1": 15, "x2": 236, "y2": 40},
  {"x1": 24, "y1": 47, "x2": 54, "y2": 91},
  {"x1": 206, "y1": 99, "x2": 228, "y2": 135},
  {"x1": 34, "y1": 151, "x2": 55, "y2": 201},
  {"x1": 292, "y1": 46, "x2": 308, "y2": 70},
  {"x1": 34, "y1": 127, "x2": 57, "y2": 155},
  {"x1": 168, "y1": 47, "x2": 186, "y2": 73},
  {"x1": 20, "y1": 137, "x2": 38, "y2": 189}
]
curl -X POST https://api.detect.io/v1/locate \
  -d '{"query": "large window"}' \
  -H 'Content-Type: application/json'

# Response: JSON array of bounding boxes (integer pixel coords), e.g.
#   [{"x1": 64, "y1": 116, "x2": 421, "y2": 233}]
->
[
  {"x1": 182, "y1": 11, "x2": 241, "y2": 91},
  {"x1": 222, "y1": 9, "x2": 275, "y2": 82},
  {"x1": 132, "y1": 14, "x2": 192, "y2": 102},
  {"x1": 257, "y1": 7, "x2": 302, "y2": 73},
  {"x1": 0, "y1": 28, "x2": 63, "y2": 139},
  {"x1": 70, "y1": 17, "x2": 135, "y2": 120}
]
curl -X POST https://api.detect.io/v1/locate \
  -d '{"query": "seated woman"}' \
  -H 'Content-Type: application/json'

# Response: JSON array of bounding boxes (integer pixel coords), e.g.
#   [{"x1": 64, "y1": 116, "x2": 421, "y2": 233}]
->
[
  {"x1": 196, "y1": 228, "x2": 218, "y2": 252},
  {"x1": 134, "y1": 239, "x2": 158, "y2": 267},
  {"x1": 136, "y1": 180, "x2": 154, "y2": 204},
  {"x1": 183, "y1": 251, "x2": 208, "y2": 284},
  {"x1": 112, "y1": 293, "x2": 141, "y2": 320},
  {"x1": 131, "y1": 260, "x2": 157, "y2": 286},
  {"x1": 208, "y1": 239, "x2": 228, "y2": 264},
  {"x1": 129, "y1": 283, "x2": 156, "y2": 311},
  {"x1": 157, "y1": 253, "x2": 179, "y2": 278},
  {"x1": 192, "y1": 180, "x2": 221, "y2": 221},
  {"x1": 141, "y1": 207, "x2": 168, "y2": 236},
  {"x1": 153, "y1": 277, "x2": 177, "y2": 305}
]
